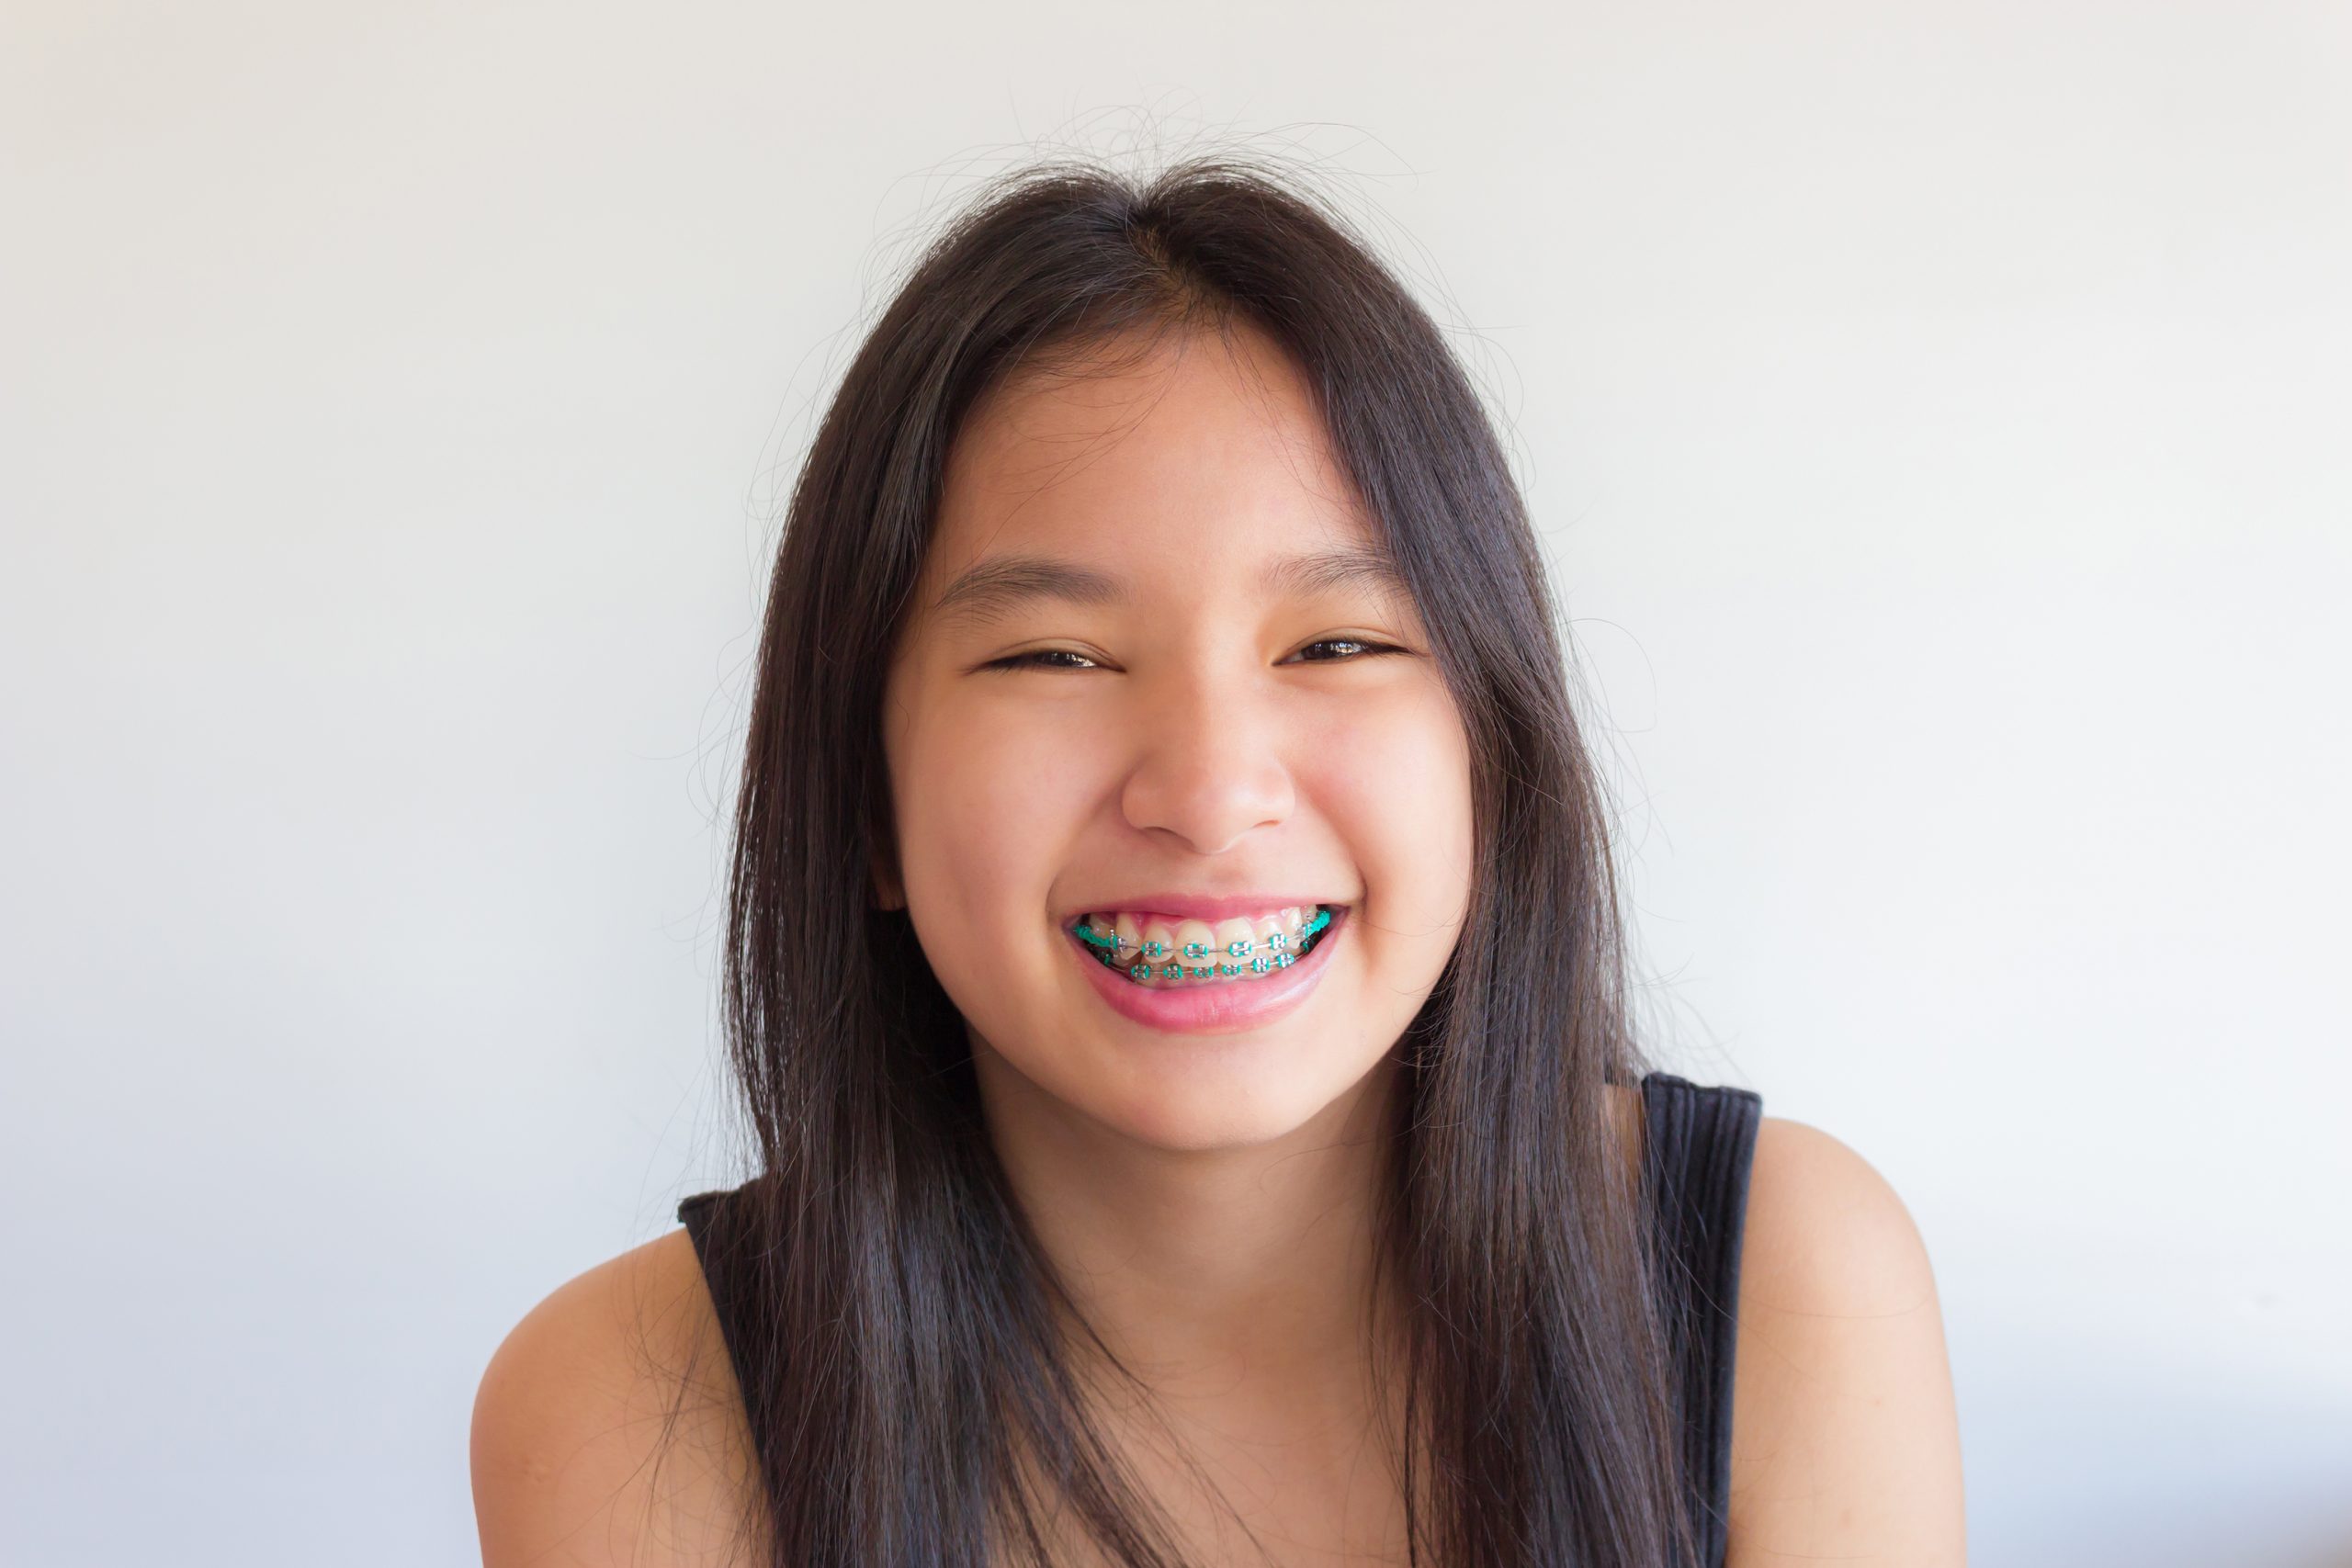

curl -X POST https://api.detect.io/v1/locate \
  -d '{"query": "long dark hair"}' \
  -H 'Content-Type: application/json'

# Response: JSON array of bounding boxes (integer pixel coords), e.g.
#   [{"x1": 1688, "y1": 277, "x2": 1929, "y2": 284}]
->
[{"x1": 703, "y1": 151, "x2": 1698, "y2": 1567}]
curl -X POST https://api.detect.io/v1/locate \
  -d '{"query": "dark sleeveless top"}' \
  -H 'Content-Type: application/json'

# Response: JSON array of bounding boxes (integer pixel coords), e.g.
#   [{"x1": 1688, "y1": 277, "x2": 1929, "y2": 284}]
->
[{"x1": 678, "y1": 1069, "x2": 1763, "y2": 1566}]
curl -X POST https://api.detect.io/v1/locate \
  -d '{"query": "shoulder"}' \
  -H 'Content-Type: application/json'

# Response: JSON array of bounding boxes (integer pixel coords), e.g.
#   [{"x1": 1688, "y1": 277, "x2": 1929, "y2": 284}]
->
[
  {"x1": 1724, "y1": 1115, "x2": 1967, "y2": 1566},
  {"x1": 469, "y1": 1226, "x2": 764, "y2": 1567}
]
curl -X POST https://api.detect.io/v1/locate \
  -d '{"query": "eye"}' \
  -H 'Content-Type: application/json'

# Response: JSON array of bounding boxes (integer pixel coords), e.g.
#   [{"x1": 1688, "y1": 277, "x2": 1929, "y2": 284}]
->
[
  {"x1": 982, "y1": 638, "x2": 1407, "y2": 672},
  {"x1": 1289, "y1": 637, "x2": 1407, "y2": 664},
  {"x1": 982, "y1": 649, "x2": 1104, "y2": 672}
]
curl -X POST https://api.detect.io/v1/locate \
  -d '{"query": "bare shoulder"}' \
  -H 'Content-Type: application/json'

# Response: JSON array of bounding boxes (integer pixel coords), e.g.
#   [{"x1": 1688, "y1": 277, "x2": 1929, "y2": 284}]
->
[
  {"x1": 1725, "y1": 1116, "x2": 1968, "y2": 1567},
  {"x1": 470, "y1": 1226, "x2": 765, "y2": 1567}
]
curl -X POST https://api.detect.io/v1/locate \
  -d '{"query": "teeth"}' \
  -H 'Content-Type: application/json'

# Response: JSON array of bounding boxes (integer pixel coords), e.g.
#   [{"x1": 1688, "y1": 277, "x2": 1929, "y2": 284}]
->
[{"x1": 1079, "y1": 905, "x2": 1331, "y2": 987}]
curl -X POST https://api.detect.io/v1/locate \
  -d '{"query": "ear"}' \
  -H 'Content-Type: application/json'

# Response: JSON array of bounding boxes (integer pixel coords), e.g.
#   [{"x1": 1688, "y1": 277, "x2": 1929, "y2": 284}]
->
[
  {"x1": 864, "y1": 776, "x2": 907, "y2": 910},
  {"x1": 869, "y1": 846, "x2": 906, "y2": 911}
]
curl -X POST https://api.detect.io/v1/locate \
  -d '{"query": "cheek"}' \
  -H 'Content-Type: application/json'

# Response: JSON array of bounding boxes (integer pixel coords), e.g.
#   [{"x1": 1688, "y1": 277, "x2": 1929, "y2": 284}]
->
[
  {"x1": 892, "y1": 701, "x2": 1091, "y2": 931},
  {"x1": 1309, "y1": 692, "x2": 1476, "y2": 920}
]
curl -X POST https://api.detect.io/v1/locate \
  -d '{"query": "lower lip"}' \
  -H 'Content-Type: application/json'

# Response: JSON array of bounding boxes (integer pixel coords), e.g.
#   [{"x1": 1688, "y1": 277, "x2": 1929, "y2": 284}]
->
[{"x1": 1062, "y1": 907, "x2": 1349, "y2": 1035}]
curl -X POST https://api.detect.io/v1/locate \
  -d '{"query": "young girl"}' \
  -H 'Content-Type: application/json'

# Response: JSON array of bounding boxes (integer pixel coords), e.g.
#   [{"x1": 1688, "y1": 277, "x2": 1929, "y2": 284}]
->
[{"x1": 470, "y1": 155, "x2": 1966, "y2": 1568}]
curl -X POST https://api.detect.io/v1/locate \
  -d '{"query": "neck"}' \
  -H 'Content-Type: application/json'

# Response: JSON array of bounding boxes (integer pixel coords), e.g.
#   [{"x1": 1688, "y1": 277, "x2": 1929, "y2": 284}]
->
[{"x1": 972, "y1": 1043, "x2": 1406, "y2": 1427}]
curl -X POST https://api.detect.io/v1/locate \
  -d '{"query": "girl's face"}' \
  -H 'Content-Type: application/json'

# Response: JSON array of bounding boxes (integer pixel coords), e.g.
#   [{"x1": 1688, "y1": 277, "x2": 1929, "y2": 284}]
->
[{"x1": 878, "y1": 321, "x2": 1475, "y2": 1153}]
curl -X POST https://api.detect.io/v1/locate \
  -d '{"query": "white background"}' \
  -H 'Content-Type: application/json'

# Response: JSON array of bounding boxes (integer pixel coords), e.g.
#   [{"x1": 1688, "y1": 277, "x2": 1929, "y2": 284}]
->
[{"x1": 5, "y1": 3, "x2": 2346, "y2": 1563}]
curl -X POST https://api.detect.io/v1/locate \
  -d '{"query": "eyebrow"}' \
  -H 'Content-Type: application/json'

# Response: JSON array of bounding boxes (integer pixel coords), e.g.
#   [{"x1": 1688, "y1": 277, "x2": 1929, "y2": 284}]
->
[{"x1": 930, "y1": 545, "x2": 1414, "y2": 632}]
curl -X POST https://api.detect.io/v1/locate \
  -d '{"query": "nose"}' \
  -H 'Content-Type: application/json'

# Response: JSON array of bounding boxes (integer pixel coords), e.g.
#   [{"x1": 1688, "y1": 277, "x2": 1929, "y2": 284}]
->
[{"x1": 1115, "y1": 664, "x2": 1296, "y2": 855}]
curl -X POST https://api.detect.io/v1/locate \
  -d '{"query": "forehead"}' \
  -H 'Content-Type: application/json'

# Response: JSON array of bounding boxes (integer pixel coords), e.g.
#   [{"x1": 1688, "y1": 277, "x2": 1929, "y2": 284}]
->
[{"x1": 917, "y1": 321, "x2": 1399, "y2": 619}]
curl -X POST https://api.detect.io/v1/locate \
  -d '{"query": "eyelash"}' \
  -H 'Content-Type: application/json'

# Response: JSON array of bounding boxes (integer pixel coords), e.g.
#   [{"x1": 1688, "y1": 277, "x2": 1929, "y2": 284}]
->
[{"x1": 984, "y1": 638, "x2": 1408, "y2": 672}]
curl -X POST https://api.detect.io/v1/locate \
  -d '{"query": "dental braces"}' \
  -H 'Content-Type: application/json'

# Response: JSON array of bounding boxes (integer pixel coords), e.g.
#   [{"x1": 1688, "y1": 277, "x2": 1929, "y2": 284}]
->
[{"x1": 1073, "y1": 905, "x2": 1335, "y2": 982}]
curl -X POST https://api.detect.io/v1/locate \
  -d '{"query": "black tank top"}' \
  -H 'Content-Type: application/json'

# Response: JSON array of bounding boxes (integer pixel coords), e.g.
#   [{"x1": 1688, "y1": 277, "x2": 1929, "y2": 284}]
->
[{"x1": 679, "y1": 1069, "x2": 1762, "y2": 1566}]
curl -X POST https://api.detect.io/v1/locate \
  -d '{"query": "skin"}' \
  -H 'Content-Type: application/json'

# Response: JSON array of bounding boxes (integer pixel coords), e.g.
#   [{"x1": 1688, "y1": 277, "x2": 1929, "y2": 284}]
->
[
  {"x1": 1724, "y1": 1119, "x2": 1969, "y2": 1564},
  {"x1": 867, "y1": 319, "x2": 1475, "y2": 1559},
  {"x1": 469, "y1": 319, "x2": 1968, "y2": 1566}
]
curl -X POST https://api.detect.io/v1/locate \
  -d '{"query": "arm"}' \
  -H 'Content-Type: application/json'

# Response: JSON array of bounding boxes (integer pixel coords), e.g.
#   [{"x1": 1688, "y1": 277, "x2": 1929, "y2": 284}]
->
[
  {"x1": 1724, "y1": 1117, "x2": 1968, "y2": 1566},
  {"x1": 470, "y1": 1229, "x2": 762, "y2": 1567}
]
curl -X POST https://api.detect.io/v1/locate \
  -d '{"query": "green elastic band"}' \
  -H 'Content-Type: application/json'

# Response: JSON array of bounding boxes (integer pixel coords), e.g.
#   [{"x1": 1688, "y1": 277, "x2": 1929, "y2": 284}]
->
[{"x1": 1072, "y1": 906, "x2": 1334, "y2": 978}]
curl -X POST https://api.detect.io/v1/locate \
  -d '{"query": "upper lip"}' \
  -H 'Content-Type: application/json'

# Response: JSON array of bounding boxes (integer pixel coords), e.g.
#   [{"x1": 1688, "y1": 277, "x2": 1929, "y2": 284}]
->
[{"x1": 1061, "y1": 893, "x2": 1347, "y2": 924}]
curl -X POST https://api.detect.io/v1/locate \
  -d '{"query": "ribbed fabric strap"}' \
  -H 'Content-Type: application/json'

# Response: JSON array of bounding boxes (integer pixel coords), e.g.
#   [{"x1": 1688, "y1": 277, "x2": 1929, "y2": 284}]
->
[
  {"x1": 676, "y1": 1185, "x2": 777, "y2": 1465},
  {"x1": 1640, "y1": 1070, "x2": 1766, "y2": 1568}
]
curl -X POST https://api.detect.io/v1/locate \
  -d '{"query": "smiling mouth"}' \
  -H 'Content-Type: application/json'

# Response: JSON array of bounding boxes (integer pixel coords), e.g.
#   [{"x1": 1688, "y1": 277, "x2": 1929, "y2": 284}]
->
[{"x1": 1069, "y1": 904, "x2": 1341, "y2": 987}]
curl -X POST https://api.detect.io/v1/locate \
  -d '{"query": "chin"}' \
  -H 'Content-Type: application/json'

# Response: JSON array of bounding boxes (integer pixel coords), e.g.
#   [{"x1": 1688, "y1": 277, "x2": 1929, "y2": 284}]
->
[
  {"x1": 1080, "y1": 1060, "x2": 1359, "y2": 1153},
  {"x1": 969, "y1": 1013, "x2": 1383, "y2": 1155}
]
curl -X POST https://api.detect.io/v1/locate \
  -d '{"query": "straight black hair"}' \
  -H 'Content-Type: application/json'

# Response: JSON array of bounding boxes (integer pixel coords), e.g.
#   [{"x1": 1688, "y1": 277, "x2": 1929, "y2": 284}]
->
[{"x1": 702, "y1": 150, "x2": 1702, "y2": 1567}]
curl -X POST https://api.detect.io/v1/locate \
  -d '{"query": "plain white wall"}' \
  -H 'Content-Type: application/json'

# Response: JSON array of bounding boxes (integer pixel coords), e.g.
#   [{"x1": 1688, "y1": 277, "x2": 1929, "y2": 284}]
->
[{"x1": 5, "y1": 3, "x2": 2346, "y2": 1562}]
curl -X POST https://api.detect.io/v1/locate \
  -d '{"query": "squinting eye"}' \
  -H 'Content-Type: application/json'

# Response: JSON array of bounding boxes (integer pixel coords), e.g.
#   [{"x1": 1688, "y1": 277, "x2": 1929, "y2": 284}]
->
[
  {"x1": 1291, "y1": 637, "x2": 1406, "y2": 663},
  {"x1": 983, "y1": 639, "x2": 1407, "y2": 672},
  {"x1": 982, "y1": 649, "x2": 1103, "y2": 671}
]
